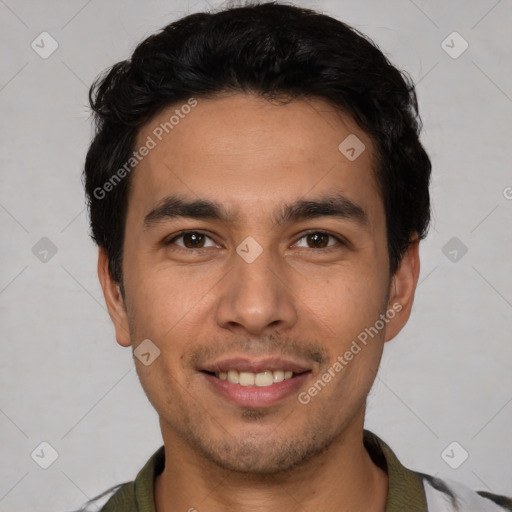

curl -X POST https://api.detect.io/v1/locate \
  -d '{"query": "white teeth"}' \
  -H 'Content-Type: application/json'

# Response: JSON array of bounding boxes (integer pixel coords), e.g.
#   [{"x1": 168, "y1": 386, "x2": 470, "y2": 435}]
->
[
  {"x1": 239, "y1": 372, "x2": 255, "y2": 386},
  {"x1": 227, "y1": 370, "x2": 239, "y2": 384},
  {"x1": 255, "y1": 371, "x2": 273, "y2": 387},
  {"x1": 273, "y1": 370, "x2": 284, "y2": 383},
  {"x1": 215, "y1": 370, "x2": 296, "y2": 387}
]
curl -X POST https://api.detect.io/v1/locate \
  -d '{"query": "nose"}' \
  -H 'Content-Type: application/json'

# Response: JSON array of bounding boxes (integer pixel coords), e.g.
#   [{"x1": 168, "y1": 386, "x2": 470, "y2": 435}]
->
[{"x1": 215, "y1": 244, "x2": 298, "y2": 337}]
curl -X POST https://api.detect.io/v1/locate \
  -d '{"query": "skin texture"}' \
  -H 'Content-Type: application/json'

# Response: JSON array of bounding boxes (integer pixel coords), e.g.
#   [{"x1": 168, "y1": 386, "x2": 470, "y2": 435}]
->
[{"x1": 98, "y1": 93, "x2": 420, "y2": 512}]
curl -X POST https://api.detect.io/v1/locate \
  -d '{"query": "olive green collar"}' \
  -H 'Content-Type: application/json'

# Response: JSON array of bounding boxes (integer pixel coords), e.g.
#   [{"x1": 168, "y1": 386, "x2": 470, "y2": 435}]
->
[{"x1": 363, "y1": 429, "x2": 428, "y2": 512}]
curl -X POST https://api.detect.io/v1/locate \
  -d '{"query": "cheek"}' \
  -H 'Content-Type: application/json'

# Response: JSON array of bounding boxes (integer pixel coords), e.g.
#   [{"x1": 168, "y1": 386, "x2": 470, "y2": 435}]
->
[
  {"x1": 294, "y1": 262, "x2": 387, "y2": 335},
  {"x1": 134, "y1": 354, "x2": 184, "y2": 422},
  {"x1": 124, "y1": 261, "x2": 216, "y2": 345}
]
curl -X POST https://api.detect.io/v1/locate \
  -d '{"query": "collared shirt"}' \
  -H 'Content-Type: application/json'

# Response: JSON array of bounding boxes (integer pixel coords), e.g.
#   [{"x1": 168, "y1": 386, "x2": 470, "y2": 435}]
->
[{"x1": 84, "y1": 430, "x2": 511, "y2": 511}]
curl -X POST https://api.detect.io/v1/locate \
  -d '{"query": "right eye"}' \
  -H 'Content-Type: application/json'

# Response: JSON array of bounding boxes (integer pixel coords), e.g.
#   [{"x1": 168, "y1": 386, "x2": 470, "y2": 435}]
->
[{"x1": 164, "y1": 230, "x2": 219, "y2": 250}]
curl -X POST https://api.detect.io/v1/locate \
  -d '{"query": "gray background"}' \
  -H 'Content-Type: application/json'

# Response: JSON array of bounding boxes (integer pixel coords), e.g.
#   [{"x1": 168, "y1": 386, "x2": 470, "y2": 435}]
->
[{"x1": 1, "y1": 0, "x2": 511, "y2": 510}]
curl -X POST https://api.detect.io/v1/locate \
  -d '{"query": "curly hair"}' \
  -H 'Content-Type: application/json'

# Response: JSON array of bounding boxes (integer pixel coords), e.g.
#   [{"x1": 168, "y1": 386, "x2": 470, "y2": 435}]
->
[{"x1": 83, "y1": 0, "x2": 431, "y2": 289}]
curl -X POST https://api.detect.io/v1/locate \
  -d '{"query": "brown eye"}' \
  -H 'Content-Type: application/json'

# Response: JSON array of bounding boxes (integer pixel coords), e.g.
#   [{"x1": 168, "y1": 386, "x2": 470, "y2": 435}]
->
[
  {"x1": 306, "y1": 232, "x2": 329, "y2": 248},
  {"x1": 294, "y1": 231, "x2": 343, "y2": 250},
  {"x1": 182, "y1": 232, "x2": 205, "y2": 248},
  {"x1": 166, "y1": 231, "x2": 216, "y2": 249}
]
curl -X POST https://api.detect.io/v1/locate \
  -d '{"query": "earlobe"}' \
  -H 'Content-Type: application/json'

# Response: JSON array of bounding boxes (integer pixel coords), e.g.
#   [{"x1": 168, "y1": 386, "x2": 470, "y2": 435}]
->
[
  {"x1": 97, "y1": 248, "x2": 131, "y2": 347},
  {"x1": 385, "y1": 237, "x2": 421, "y2": 342}
]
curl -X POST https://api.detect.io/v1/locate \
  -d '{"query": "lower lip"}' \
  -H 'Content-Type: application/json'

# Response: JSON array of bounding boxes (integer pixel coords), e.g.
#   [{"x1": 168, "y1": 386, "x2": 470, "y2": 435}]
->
[{"x1": 202, "y1": 372, "x2": 310, "y2": 408}]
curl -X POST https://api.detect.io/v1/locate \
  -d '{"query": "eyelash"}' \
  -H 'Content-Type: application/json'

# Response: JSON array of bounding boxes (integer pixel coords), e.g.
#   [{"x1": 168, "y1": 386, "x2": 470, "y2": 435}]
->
[{"x1": 164, "y1": 230, "x2": 346, "y2": 252}]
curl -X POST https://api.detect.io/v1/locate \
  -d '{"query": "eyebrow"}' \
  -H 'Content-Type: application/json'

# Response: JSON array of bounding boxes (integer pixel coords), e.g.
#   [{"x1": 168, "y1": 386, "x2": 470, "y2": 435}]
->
[{"x1": 143, "y1": 193, "x2": 370, "y2": 230}]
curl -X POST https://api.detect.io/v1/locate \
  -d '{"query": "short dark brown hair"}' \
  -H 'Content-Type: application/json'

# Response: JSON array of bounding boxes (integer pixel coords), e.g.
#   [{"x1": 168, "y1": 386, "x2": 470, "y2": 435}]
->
[{"x1": 84, "y1": 1, "x2": 431, "y2": 288}]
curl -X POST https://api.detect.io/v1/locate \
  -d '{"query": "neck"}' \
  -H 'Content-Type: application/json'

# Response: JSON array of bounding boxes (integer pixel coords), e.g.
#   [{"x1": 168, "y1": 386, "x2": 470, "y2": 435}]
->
[{"x1": 155, "y1": 416, "x2": 388, "y2": 512}]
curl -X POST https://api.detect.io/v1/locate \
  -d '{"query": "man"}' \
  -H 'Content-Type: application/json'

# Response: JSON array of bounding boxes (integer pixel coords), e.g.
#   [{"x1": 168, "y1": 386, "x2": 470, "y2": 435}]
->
[{"x1": 78, "y1": 1, "x2": 511, "y2": 511}]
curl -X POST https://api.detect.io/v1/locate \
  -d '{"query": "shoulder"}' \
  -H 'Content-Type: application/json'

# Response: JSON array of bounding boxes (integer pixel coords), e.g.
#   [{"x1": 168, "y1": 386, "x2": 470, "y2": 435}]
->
[
  {"x1": 66, "y1": 482, "x2": 137, "y2": 512},
  {"x1": 419, "y1": 472, "x2": 512, "y2": 511},
  {"x1": 363, "y1": 429, "x2": 511, "y2": 512},
  {"x1": 77, "y1": 445, "x2": 164, "y2": 511},
  {"x1": 99, "y1": 445, "x2": 164, "y2": 511},
  {"x1": 99, "y1": 481, "x2": 137, "y2": 511}
]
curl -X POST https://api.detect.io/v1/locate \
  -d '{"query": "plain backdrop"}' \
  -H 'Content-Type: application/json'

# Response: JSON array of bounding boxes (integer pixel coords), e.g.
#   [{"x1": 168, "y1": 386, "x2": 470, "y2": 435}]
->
[{"x1": 0, "y1": 0, "x2": 511, "y2": 510}]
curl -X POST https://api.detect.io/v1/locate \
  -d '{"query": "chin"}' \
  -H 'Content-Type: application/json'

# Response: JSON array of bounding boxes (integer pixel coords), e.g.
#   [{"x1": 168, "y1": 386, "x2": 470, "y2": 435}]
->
[{"x1": 193, "y1": 430, "x2": 336, "y2": 476}]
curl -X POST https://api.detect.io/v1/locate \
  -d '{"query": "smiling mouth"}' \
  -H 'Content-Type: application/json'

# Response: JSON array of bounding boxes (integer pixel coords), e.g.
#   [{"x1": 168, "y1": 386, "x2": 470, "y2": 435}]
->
[{"x1": 202, "y1": 369, "x2": 309, "y2": 387}]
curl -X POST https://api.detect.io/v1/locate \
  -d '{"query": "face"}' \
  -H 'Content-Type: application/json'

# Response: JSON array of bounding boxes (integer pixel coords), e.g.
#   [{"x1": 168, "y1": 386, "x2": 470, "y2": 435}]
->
[{"x1": 99, "y1": 93, "x2": 419, "y2": 474}]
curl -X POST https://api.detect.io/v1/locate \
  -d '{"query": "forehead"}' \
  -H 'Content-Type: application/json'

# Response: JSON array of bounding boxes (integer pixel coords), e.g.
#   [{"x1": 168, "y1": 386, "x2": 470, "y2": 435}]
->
[{"x1": 129, "y1": 93, "x2": 383, "y2": 228}]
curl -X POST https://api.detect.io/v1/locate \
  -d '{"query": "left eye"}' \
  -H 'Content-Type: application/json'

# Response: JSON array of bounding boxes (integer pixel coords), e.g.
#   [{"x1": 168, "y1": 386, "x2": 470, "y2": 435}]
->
[{"x1": 294, "y1": 231, "x2": 343, "y2": 250}]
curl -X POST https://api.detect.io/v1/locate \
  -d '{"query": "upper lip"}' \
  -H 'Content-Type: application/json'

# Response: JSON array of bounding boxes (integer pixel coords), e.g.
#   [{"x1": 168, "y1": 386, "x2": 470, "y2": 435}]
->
[{"x1": 200, "y1": 356, "x2": 311, "y2": 374}]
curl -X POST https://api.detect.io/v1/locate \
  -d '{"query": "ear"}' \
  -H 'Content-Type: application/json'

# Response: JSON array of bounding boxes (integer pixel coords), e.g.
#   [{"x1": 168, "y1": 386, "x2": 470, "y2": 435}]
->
[
  {"x1": 384, "y1": 236, "x2": 421, "y2": 343},
  {"x1": 97, "y1": 247, "x2": 131, "y2": 347}
]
